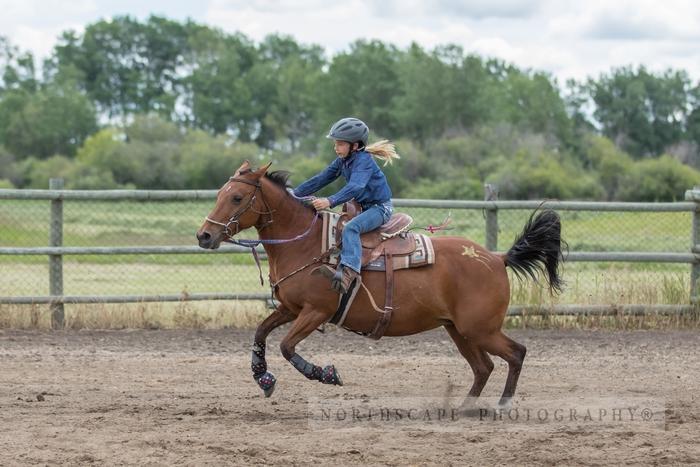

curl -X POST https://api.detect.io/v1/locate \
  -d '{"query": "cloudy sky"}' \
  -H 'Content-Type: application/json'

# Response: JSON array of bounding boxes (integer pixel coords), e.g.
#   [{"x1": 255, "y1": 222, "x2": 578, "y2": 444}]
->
[{"x1": 2, "y1": 0, "x2": 700, "y2": 84}]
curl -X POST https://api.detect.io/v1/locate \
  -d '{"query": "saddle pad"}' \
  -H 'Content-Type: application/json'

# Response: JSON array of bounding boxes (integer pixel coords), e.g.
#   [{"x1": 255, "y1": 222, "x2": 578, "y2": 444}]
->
[
  {"x1": 363, "y1": 233, "x2": 435, "y2": 271},
  {"x1": 321, "y1": 211, "x2": 341, "y2": 260},
  {"x1": 321, "y1": 211, "x2": 435, "y2": 271}
]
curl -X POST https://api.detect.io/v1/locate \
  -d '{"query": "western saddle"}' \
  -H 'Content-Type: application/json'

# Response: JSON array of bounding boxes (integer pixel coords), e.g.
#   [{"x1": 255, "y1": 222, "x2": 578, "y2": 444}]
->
[{"x1": 329, "y1": 201, "x2": 417, "y2": 339}]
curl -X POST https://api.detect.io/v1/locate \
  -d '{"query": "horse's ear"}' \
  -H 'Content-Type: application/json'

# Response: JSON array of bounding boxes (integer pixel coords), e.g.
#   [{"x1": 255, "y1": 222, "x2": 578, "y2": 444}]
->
[
  {"x1": 233, "y1": 160, "x2": 251, "y2": 177},
  {"x1": 254, "y1": 161, "x2": 272, "y2": 177}
]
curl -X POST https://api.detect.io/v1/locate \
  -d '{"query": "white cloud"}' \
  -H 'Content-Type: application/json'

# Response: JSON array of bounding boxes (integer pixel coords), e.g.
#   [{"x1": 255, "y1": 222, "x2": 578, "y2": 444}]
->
[
  {"x1": 471, "y1": 37, "x2": 521, "y2": 63},
  {"x1": 369, "y1": 0, "x2": 540, "y2": 19},
  {"x1": 433, "y1": 0, "x2": 540, "y2": 19},
  {"x1": 2, "y1": 0, "x2": 700, "y2": 85},
  {"x1": 12, "y1": 26, "x2": 63, "y2": 60},
  {"x1": 0, "y1": 0, "x2": 95, "y2": 61}
]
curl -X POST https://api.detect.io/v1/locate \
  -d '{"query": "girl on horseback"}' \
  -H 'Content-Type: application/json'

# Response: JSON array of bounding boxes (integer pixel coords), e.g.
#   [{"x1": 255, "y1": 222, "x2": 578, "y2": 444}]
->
[{"x1": 293, "y1": 117, "x2": 399, "y2": 293}]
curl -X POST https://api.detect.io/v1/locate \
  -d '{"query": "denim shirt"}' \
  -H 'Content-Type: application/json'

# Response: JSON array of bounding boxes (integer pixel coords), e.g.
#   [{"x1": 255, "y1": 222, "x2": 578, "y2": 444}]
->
[{"x1": 293, "y1": 150, "x2": 392, "y2": 209}]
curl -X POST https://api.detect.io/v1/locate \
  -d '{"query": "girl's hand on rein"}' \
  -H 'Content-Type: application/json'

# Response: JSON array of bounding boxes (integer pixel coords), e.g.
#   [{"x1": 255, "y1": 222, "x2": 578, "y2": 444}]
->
[{"x1": 311, "y1": 197, "x2": 331, "y2": 211}]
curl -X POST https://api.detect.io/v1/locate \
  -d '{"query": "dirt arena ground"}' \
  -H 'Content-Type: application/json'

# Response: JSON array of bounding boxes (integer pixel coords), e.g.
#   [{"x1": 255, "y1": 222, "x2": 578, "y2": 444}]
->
[{"x1": 1, "y1": 326, "x2": 699, "y2": 466}]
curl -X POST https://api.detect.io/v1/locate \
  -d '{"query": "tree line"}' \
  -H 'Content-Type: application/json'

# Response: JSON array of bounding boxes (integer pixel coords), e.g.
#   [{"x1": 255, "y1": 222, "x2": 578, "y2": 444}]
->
[{"x1": 1, "y1": 15, "x2": 700, "y2": 201}]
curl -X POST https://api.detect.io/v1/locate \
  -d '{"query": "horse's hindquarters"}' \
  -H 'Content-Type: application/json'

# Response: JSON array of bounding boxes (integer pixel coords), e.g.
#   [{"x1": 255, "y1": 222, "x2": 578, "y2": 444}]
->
[{"x1": 341, "y1": 237, "x2": 510, "y2": 337}]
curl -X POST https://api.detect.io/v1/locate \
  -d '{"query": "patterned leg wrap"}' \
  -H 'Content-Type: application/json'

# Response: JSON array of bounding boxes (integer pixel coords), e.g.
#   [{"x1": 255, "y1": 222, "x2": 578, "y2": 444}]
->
[
  {"x1": 321, "y1": 365, "x2": 343, "y2": 386},
  {"x1": 290, "y1": 353, "x2": 323, "y2": 380},
  {"x1": 251, "y1": 341, "x2": 267, "y2": 379},
  {"x1": 289, "y1": 354, "x2": 342, "y2": 386},
  {"x1": 251, "y1": 341, "x2": 276, "y2": 397}
]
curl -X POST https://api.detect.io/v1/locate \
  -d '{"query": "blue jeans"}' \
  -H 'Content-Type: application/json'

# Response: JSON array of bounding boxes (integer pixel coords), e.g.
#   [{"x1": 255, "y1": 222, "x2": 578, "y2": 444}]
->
[{"x1": 340, "y1": 201, "x2": 393, "y2": 273}]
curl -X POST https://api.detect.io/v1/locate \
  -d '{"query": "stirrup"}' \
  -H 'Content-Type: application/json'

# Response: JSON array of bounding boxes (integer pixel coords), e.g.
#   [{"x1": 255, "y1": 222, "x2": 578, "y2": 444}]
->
[{"x1": 331, "y1": 264, "x2": 345, "y2": 293}]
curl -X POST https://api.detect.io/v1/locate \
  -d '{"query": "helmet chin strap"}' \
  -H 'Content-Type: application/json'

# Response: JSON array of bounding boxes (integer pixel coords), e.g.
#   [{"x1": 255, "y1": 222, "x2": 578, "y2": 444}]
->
[{"x1": 348, "y1": 142, "x2": 360, "y2": 155}]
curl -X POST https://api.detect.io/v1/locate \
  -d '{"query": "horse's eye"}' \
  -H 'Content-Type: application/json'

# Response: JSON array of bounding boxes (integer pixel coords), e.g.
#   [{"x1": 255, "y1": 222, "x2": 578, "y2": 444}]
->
[{"x1": 232, "y1": 195, "x2": 243, "y2": 204}]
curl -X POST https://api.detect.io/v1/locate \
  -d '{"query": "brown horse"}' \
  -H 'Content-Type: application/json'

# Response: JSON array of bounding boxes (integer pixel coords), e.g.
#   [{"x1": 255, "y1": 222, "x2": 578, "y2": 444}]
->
[{"x1": 196, "y1": 161, "x2": 564, "y2": 406}]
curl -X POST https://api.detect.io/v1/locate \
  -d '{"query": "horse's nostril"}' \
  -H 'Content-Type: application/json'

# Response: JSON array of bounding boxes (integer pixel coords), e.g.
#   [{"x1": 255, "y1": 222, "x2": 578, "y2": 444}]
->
[{"x1": 197, "y1": 231, "x2": 213, "y2": 248}]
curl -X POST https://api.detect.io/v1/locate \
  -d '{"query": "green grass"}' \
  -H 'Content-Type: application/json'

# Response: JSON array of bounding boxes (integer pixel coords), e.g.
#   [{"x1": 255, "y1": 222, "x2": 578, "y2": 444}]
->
[
  {"x1": 0, "y1": 260, "x2": 268, "y2": 296},
  {"x1": 2, "y1": 199, "x2": 691, "y2": 252},
  {"x1": 510, "y1": 263, "x2": 690, "y2": 306}
]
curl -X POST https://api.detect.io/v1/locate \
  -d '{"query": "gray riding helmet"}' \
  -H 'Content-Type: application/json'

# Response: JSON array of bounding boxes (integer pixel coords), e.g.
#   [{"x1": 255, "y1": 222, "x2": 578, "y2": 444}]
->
[{"x1": 327, "y1": 117, "x2": 369, "y2": 145}]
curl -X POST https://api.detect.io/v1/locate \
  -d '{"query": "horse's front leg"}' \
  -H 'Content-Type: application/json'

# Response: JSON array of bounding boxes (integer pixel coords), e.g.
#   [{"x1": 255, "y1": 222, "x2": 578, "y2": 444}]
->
[
  {"x1": 280, "y1": 306, "x2": 342, "y2": 386},
  {"x1": 251, "y1": 305, "x2": 296, "y2": 397}
]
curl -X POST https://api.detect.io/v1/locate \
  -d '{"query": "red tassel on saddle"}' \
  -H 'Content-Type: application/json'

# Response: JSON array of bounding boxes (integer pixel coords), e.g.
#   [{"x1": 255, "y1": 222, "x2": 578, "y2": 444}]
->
[{"x1": 423, "y1": 213, "x2": 453, "y2": 234}]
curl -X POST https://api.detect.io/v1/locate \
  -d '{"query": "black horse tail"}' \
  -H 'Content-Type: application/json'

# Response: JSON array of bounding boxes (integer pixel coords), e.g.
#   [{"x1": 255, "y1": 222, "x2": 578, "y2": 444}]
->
[{"x1": 504, "y1": 209, "x2": 566, "y2": 295}]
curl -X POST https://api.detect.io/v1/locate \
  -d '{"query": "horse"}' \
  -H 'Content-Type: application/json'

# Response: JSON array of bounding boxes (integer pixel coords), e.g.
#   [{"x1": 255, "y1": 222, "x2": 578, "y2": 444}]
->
[{"x1": 196, "y1": 161, "x2": 564, "y2": 406}]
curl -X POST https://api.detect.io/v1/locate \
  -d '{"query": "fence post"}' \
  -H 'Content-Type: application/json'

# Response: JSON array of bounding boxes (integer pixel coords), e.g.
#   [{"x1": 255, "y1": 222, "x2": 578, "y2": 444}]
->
[
  {"x1": 692, "y1": 194, "x2": 700, "y2": 303},
  {"x1": 49, "y1": 178, "x2": 64, "y2": 329},
  {"x1": 484, "y1": 184, "x2": 498, "y2": 251}
]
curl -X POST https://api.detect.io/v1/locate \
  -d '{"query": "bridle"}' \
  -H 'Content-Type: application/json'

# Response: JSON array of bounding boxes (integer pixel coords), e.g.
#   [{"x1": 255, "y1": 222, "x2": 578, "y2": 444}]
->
[
  {"x1": 205, "y1": 176, "x2": 274, "y2": 239},
  {"x1": 203, "y1": 174, "x2": 319, "y2": 287}
]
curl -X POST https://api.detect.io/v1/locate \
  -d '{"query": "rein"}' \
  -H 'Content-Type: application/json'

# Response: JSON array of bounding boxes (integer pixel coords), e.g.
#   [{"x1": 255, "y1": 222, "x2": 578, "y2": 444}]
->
[
  {"x1": 224, "y1": 213, "x2": 319, "y2": 286},
  {"x1": 228, "y1": 213, "x2": 319, "y2": 248}
]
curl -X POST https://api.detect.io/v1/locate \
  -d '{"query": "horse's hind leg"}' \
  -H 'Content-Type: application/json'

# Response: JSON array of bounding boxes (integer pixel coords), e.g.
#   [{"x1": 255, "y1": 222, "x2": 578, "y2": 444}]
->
[
  {"x1": 280, "y1": 306, "x2": 342, "y2": 386},
  {"x1": 478, "y1": 331, "x2": 527, "y2": 406},
  {"x1": 251, "y1": 305, "x2": 295, "y2": 397},
  {"x1": 444, "y1": 325, "x2": 494, "y2": 398}
]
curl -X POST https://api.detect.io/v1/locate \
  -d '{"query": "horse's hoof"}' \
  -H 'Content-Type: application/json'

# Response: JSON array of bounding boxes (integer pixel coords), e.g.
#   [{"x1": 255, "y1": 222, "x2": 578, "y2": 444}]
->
[
  {"x1": 256, "y1": 371, "x2": 277, "y2": 397},
  {"x1": 458, "y1": 397, "x2": 491, "y2": 418},
  {"x1": 321, "y1": 365, "x2": 343, "y2": 386},
  {"x1": 497, "y1": 397, "x2": 513, "y2": 409}
]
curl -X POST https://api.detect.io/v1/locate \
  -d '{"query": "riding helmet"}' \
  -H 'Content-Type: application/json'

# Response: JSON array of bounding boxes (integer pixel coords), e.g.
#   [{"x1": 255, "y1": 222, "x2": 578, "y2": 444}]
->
[{"x1": 327, "y1": 117, "x2": 369, "y2": 145}]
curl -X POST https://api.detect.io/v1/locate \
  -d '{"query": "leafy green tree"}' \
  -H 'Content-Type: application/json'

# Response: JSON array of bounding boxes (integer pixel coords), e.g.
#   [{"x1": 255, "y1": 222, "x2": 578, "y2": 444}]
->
[
  {"x1": 184, "y1": 30, "x2": 262, "y2": 141},
  {"x1": 263, "y1": 57, "x2": 321, "y2": 150},
  {"x1": 588, "y1": 66, "x2": 691, "y2": 157},
  {"x1": 489, "y1": 149, "x2": 603, "y2": 200},
  {"x1": 0, "y1": 36, "x2": 37, "y2": 93},
  {"x1": 0, "y1": 145, "x2": 18, "y2": 183},
  {"x1": 686, "y1": 85, "x2": 700, "y2": 150},
  {"x1": 391, "y1": 43, "x2": 450, "y2": 141},
  {"x1": 618, "y1": 155, "x2": 700, "y2": 201},
  {"x1": 580, "y1": 135, "x2": 633, "y2": 200},
  {"x1": 47, "y1": 16, "x2": 187, "y2": 122},
  {"x1": 16, "y1": 154, "x2": 121, "y2": 189},
  {"x1": 77, "y1": 115, "x2": 183, "y2": 188},
  {"x1": 258, "y1": 35, "x2": 326, "y2": 150},
  {"x1": 402, "y1": 172, "x2": 483, "y2": 200},
  {"x1": 5, "y1": 16, "x2": 700, "y2": 199},
  {"x1": 448, "y1": 52, "x2": 497, "y2": 130},
  {"x1": 322, "y1": 40, "x2": 401, "y2": 138},
  {"x1": 500, "y1": 71, "x2": 573, "y2": 146},
  {"x1": 0, "y1": 81, "x2": 97, "y2": 159},
  {"x1": 77, "y1": 115, "x2": 263, "y2": 189},
  {"x1": 286, "y1": 153, "x2": 332, "y2": 187},
  {"x1": 75, "y1": 128, "x2": 126, "y2": 181},
  {"x1": 179, "y1": 130, "x2": 259, "y2": 188},
  {"x1": 20, "y1": 155, "x2": 74, "y2": 188}
]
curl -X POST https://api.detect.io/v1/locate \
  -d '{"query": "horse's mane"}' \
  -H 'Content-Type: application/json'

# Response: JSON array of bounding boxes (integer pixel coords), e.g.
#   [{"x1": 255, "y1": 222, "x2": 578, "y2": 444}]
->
[
  {"x1": 264, "y1": 169, "x2": 318, "y2": 211},
  {"x1": 265, "y1": 170, "x2": 292, "y2": 189},
  {"x1": 238, "y1": 167, "x2": 312, "y2": 210}
]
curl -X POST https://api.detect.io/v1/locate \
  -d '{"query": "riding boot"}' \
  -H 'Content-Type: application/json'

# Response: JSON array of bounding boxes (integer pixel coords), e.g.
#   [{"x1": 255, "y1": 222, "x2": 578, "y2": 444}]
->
[
  {"x1": 332, "y1": 264, "x2": 360, "y2": 294},
  {"x1": 311, "y1": 263, "x2": 360, "y2": 294}
]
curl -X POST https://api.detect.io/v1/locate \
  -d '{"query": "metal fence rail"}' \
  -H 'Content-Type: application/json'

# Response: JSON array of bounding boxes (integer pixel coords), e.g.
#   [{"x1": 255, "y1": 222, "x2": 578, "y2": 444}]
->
[{"x1": 2, "y1": 180, "x2": 700, "y2": 328}]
